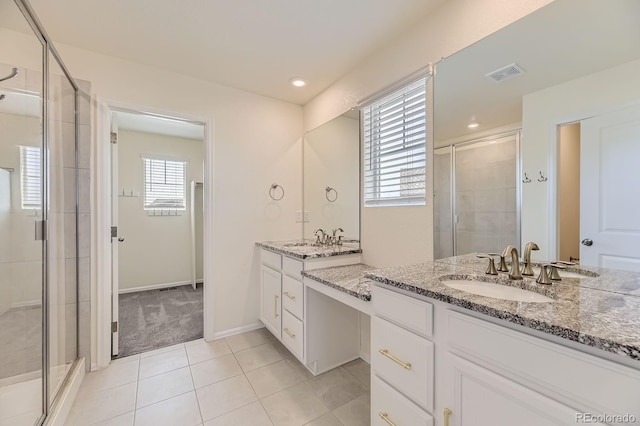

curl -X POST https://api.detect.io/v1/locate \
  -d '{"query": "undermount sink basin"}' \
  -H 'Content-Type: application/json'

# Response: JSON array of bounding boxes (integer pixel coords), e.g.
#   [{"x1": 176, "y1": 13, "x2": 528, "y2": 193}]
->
[{"x1": 442, "y1": 278, "x2": 554, "y2": 303}]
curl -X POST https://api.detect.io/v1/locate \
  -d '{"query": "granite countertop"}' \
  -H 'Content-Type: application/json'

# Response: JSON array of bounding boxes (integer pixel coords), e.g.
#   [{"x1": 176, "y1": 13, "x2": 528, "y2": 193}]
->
[
  {"x1": 365, "y1": 254, "x2": 640, "y2": 362},
  {"x1": 302, "y1": 263, "x2": 376, "y2": 302},
  {"x1": 256, "y1": 239, "x2": 362, "y2": 259}
]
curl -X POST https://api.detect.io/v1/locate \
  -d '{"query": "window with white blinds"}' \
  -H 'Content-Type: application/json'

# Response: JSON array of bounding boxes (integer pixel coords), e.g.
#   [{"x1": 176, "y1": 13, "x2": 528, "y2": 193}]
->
[
  {"x1": 143, "y1": 157, "x2": 186, "y2": 209},
  {"x1": 362, "y1": 77, "x2": 427, "y2": 206},
  {"x1": 20, "y1": 145, "x2": 41, "y2": 209}
]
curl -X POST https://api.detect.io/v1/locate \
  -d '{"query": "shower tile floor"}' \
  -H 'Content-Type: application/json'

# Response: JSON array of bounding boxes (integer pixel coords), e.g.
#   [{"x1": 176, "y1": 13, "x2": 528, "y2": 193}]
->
[{"x1": 67, "y1": 328, "x2": 371, "y2": 426}]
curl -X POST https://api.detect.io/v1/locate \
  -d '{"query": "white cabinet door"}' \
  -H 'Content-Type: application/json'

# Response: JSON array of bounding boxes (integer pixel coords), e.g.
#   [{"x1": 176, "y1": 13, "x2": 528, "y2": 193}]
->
[
  {"x1": 260, "y1": 265, "x2": 281, "y2": 338},
  {"x1": 449, "y1": 354, "x2": 601, "y2": 426}
]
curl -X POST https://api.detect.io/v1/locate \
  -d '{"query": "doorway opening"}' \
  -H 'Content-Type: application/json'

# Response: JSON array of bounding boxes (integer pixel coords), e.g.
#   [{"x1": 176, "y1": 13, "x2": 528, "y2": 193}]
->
[
  {"x1": 557, "y1": 123, "x2": 580, "y2": 264},
  {"x1": 110, "y1": 108, "x2": 206, "y2": 359}
]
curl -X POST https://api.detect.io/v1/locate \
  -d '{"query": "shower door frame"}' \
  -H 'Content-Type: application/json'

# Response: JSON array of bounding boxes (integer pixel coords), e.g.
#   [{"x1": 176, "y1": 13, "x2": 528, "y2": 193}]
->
[
  {"x1": 10, "y1": 0, "x2": 82, "y2": 423},
  {"x1": 94, "y1": 98, "x2": 215, "y2": 368},
  {"x1": 436, "y1": 130, "x2": 522, "y2": 257}
]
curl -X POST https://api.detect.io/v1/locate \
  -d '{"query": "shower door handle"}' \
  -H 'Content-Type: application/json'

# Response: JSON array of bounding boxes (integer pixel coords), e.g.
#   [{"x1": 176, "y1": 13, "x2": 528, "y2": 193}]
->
[{"x1": 118, "y1": 237, "x2": 125, "y2": 242}]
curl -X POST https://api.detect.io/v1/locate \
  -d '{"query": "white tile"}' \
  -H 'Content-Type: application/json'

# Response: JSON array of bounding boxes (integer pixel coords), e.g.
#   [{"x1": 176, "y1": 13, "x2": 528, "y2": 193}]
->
[
  {"x1": 186, "y1": 338, "x2": 232, "y2": 365},
  {"x1": 245, "y1": 359, "x2": 303, "y2": 398},
  {"x1": 304, "y1": 412, "x2": 343, "y2": 426},
  {"x1": 140, "y1": 343, "x2": 185, "y2": 358},
  {"x1": 332, "y1": 394, "x2": 370, "y2": 426},
  {"x1": 307, "y1": 367, "x2": 367, "y2": 410},
  {"x1": 136, "y1": 367, "x2": 194, "y2": 408},
  {"x1": 196, "y1": 375, "x2": 257, "y2": 422},
  {"x1": 261, "y1": 382, "x2": 329, "y2": 426},
  {"x1": 0, "y1": 410, "x2": 42, "y2": 426},
  {"x1": 190, "y1": 353, "x2": 242, "y2": 389},
  {"x1": 66, "y1": 382, "x2": 136, "y2": 426},
  {"x1": 0, "y1": 378, "x2": 41, "y2": 420},
  {"x1": 76, "y1": 358, "x2": 139, "y2": 396},
  {"x1": 203, "y1": 401, "x2": 272, "y2": 426},
  {"x1": 93, "y1": 411, "x2": 135, "y2": 426},
  {"x1": 225, "y1": 328, "x2": 275, "y2": 352},
  {"x1": 139, "y1": 347, "x2": 188, "y2": 379},
  {"x1": 134, "y1": 391, "x2": 202, "y2": 426},
  {"x1": 234, "y1": 343, "x2": 283, "y2": 372}
]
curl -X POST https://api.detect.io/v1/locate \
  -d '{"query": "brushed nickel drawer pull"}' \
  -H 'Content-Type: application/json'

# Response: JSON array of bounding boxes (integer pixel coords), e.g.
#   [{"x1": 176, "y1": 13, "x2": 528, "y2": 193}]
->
[
  {"x1": 274, "y1": 295, "x2": 279, "y2": 318},
  {"x1": 378, "y1": 349, "x2": 412, "y2": 370},
  {"x1": 283, "y1": 291, "x2": 295, "y2": 300},
  {"x1": 378, "y1": 412, "x2": 396, "y2": 426},
  {"x1": 283, "y1": 328, "x2": 296, "y2": 339}
]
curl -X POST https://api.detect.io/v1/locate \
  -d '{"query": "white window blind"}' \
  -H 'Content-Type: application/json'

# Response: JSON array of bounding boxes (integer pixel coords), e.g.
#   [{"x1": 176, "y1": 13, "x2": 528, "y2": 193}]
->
[
  {"x1": 143, "y1": 157, "x2": 186, "y2": 209},
  {"x1": 362, "y1": 77, "x2": 427, "y2": 206},
  {"x1": 20, "y1": 145, "x2": 41, "y2": 209}
]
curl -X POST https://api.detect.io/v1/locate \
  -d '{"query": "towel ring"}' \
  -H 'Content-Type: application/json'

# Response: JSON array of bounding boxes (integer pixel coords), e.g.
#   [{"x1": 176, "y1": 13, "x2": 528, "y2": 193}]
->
[
  {"x1": 269, "y1": 183, "x2": 284, "y2": 201},
  {"x1": 325, "y1": 186, "x2": 338, "y2": 202}
]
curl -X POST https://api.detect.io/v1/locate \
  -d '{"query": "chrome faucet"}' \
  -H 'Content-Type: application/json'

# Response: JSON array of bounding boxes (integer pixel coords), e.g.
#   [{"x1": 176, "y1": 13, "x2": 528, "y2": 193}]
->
[
  {"x1": 314, "y1": 228, "x2": 326, "y2": 245},
  {"x1": 331, "y1": 228, "x2": 344, "y2": 246},
  {"x1": 502, "y1": 245, "x2": 523, "y2": 280},
  {"x1": 522, "y1": 242, "x2": 539, "y2": 276}
]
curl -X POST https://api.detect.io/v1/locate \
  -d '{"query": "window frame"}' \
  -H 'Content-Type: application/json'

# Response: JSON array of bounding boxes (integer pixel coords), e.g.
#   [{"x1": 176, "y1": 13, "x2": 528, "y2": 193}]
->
[
  {"x1": 142, "y1": 156, "x2": 187, "y2": 210},
  {"x1": 361, "y1": 75, "x2": 429, "y2": 207},
  {"x1": 19, "y1": 145, "x2": 42, "y2": 210}
]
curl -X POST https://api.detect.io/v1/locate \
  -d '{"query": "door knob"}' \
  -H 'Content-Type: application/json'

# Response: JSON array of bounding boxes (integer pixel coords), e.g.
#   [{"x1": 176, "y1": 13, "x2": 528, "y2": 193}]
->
[
  {"x1": 581, "y1": 238, "x2": 593, "y2": 246},
  {"x1": 118, "y1": 237, "x2": 125, "y2": 242}
]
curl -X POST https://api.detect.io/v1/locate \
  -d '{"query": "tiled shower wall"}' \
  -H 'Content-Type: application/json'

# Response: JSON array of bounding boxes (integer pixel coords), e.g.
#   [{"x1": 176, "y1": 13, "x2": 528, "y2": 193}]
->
[{"x1": 454, "y1": 136, "x2": 518, "y2": 255}]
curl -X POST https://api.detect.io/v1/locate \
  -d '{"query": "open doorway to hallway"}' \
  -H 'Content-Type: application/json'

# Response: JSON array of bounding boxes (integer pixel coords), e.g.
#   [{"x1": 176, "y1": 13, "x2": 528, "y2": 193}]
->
[{"x1": 111, "y1": 109, "x2": 205, "y2": 358}]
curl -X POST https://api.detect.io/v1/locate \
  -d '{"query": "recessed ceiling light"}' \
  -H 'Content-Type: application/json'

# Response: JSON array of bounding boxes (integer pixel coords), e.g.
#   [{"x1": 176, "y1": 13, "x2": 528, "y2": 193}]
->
[
  {"x1": 467, "y1": 122, "x2": 480, "y2": 129},
  {"x1": 290, "y1": 77, "x2": 307, "y2": 88}
]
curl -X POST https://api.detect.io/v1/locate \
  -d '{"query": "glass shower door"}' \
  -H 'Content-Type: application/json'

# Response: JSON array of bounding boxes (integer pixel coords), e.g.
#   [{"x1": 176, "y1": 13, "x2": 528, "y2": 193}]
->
[
  {"x1": 0, "y1": 2, "x2": 45, "y2": 423},
  {"x1": 454, "y1": 133, "x2": 520, "y2": 255}
]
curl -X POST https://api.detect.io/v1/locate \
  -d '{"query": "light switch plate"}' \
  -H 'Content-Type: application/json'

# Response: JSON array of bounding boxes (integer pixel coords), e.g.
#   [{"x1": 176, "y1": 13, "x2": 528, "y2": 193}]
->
[
  {"x1": 303, "y1": 210, "x2": 309, "y2": 222},
  {"x1": 296, "y1": 210, "x2": 303, "y2": 222}
]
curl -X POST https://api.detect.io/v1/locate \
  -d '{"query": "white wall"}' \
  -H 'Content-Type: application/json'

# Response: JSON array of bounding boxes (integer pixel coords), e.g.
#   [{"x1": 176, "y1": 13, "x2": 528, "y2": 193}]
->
[
  {"x1": 117, "y1": 129, "x2": 203, "y2": 292},
  {"x1": 303, "y1": 115, "x2": 359, "y2": 241},
  {"x1": 521, "y1": 59, "x2": 640, "y2": 261},
  {"x1": 304, "y1": 0, "x2": 552, "y2": 267},
  {"x1": 558, "y1": 123, "x2": 580, "y2": 262},
  {"x1": 0, "y1": 28, "x2": 304, "y2": 357}
]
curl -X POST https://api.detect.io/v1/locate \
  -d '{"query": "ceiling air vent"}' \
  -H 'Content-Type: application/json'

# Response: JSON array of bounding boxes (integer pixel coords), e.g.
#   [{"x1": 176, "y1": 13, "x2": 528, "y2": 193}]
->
[{"x1": 485, "y1": 63, "x2": 525, "y2": 83}]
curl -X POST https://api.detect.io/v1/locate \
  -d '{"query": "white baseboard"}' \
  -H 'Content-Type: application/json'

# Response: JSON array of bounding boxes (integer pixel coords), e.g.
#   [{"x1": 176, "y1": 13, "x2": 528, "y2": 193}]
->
[
  {"x1": 9, "y1": 300, "x2": 42, "y2": 310},
  {"x1": 211, "y1": 321, "x2": 264, "y2": 340},
  {"x1": 359, "y1": 350, "x2": 371, "y2": 364},
  {"x1": 45, "y1": 358, "x2": 85, "y2": 426},
  {"x1": 119, "y1": 280, "x2": 204, "y2": 294},
  {"x1": 0, "y1": 370, "x2": 41, "y2": 387}
]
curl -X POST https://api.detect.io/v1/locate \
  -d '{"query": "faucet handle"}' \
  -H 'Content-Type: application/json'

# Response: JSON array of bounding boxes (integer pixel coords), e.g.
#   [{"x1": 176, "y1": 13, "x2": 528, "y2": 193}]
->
[
  {"x1": 537, "y1": 263, "x2": 566, "y2": 284},
  {"x1": 476, "y1": 253, "x2": 498, "y2": 275},
  {"x1": 495, "y1": 249, "x2": 510, "y2": 272},
  {"x1": 548, "y1": 261, "x2": 569, "y2": 280}
]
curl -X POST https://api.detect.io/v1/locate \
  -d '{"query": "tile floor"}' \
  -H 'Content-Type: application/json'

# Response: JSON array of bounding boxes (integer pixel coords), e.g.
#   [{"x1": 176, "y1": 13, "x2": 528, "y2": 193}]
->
[{"x1": 66, "y1": 328, "x2": 371, "y2": 426}]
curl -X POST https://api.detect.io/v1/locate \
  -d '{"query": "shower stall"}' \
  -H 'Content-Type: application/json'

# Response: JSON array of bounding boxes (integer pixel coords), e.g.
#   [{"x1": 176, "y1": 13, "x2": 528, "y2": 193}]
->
[
  {"x1": 434, "y1": 131, "x2": 521, "y2": 259},
  {"x1": 1, "y1": 1, "x2": 86, "y2": 424}
]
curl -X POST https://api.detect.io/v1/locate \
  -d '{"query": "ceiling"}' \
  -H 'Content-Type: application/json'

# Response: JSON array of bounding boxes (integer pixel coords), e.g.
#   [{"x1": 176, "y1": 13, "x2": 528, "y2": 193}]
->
[
  {"x1": 14, "y1": 0, "x2": 447, "y2": 105},
  {"x1": 434, "y1": 0, "x2": 640, "y2": 142},
  {"x1": 114, "y1": 110, "x2": 205, "y2": 140}
]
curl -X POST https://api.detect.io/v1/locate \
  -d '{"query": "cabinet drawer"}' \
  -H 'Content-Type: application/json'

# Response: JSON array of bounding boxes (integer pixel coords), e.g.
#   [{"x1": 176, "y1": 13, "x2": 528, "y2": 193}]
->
[
  {"x1": 261, "y1": 249, "x2": 281, "y2": 270},
  {"x1": 372, "y1": 284, "x2": 433, "y2": 337},
  {"x1": 282, "y1": 275, "x2": 303, "y2": 320},
  {"x1": 282, "y1": 310, "x2": 304, "y2": 360},
  {"x1": 282, "y1": 256, "x2": 303, "y2": 279},
  {"x1": 372, "y1": 316, "x2": 434, "y2": 412},
  {"x1": 372, "y1": 375, "x2": 433, "y2": 426}
]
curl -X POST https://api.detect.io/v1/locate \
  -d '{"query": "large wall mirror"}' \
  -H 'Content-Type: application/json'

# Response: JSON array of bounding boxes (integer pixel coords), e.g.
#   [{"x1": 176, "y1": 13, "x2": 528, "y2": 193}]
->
[
  {"x1": 303, "y1": 110, "x2": 360, "y2": 245},
  {"x1": 434, "y1": 0, "x2": 640, "y2": 270}
]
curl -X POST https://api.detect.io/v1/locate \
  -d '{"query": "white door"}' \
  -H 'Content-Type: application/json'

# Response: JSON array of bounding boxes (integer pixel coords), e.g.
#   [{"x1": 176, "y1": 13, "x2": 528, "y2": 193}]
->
[
  {"x1": 580, "y1": 105, "x2": 640, "y2": 271},
  {"x1": 110, "y1": 113, "x2": 120, "y2": 356}
]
